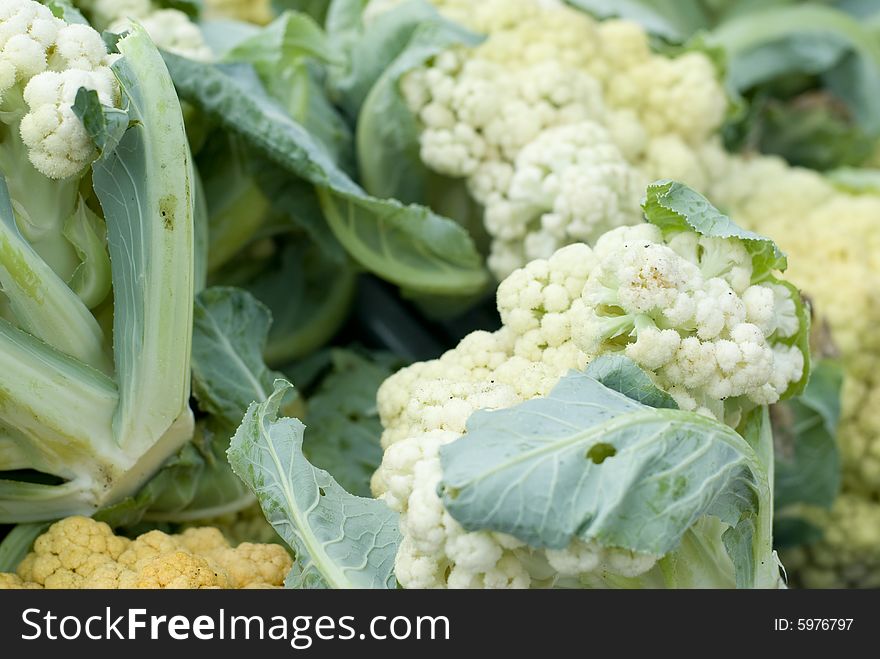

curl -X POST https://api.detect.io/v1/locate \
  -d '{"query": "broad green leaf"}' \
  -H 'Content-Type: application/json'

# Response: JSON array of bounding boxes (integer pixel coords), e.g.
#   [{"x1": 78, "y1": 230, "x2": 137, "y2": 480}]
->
[
  {"x1": 163, "y1": 54, "x2": 488, "y2": 295},
  {"x1": 773, "y1": 359, "x2": 843, "y2": 510},
  {"x1": 72, "y1": 88, "x2": 129, "y2": 162},
  {"x1": 240, "y1": 243, "x2": 356, "y2": 366},
  {"x1": 439, "y1": 364, "x2": 775, "y2": 588},
  {"x1": 643, "y1": 180, "x2": 787, "y2": 279},
  {"x1": 225, "y1": 13, "x2": 353, "y2": 168},
  {"x1": 191, "y1": 287, "x2": 282, "y2": 427},
  {"x1": 0, "y1": 176, "x2": 109, "y2": 372},
  {"x1": 584, "y1": 354, "x2": 679, "y2": 410},
  {"x1": 330, "y1": 0, "x2": 460, "y2": 117},
  {"x1": 0, "y1": 522, "x2": 49, "y2": 572},
  {"x1": 302, "y1": 350, "x2": 403, "y2": 497},
  {"x1": 706, "y1": 5, "x2": 880, "y2": 135},
  {"x1": 94, "y1": 27, "x2": 195, "y2": 457},
  {"x1": 564, "y1": 0, "x2": 711, "y2": 41},
  {"x1": 228, "y1": 380, "x2": 401, "y2": 589}
]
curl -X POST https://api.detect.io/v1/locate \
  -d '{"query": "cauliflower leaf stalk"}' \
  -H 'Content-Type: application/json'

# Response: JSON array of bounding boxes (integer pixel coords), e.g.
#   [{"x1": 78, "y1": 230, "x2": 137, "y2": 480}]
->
[
  {"x1": 0, "y1": 4, "x2": 196, "y2": 522},
  {"x1": 372, "y1": 181, "x2": 809, "y2": 588}
]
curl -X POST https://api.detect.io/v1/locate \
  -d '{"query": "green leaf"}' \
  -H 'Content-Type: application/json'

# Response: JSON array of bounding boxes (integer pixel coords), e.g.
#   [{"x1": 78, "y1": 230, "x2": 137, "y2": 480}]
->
[
  {"x1": 439, "y1": 366, "x2": 775, "y2": 588},
  {"x1": 95, "y1": 443, "x2": 205, "y2": 528},
  {"x1": 0, "y1": 522, "x2": 49, "y2": 572},
  {"x1": 0, "y1": 176, "x2": 110, "y2": 372},
  {"x1": 773, "y1": 359, "x2": 843, "y2": 511},
  {"x1": 62, "y1": 198, "x2": 112, "y2": 310},
  {"x1": 94, "y1": 26, "x2": 195, "y2": 457},
  {"x1": 643, "y1": 179, "x2": 787, "y2": 280},
  {"x1": 302, "y1": 350, "x2": 404, "y2": 497},
  {"x1": 72, "y1": 88, "x2": 129, "y2": 162},
  {"x1": 44, "y1": 0, "x2": 89, "y2": 24},
  {"x1": 584, "y1": 354, "x2": 679, "y2": 409},
  {"x1": 163, "y1": 54, "x2": 488, "y2": 295},
  {"x1": 156, "y1": 0, "x2": 203, "y2": 19},
  {"x1": 191, "y1": 287, "x2": 283, "y2": 427},
  {"x1": 706, "y1": 4, "x2": 880, "y2": 136},
  {"x1": 228, "y1": 380, "x2": 401, "y2": 589},
  {"x1": 224, "y1": 13, "x2": 353, "y2": 168},
  {"x1": 240, "y1": 242, "x2": 356, "y2": 367},
  {"x1": 273, "y1": 0, "x2": 330, "y2": 24},
  {"x1": 564, "y1": 0, "x2": 711, "y2": 41}
]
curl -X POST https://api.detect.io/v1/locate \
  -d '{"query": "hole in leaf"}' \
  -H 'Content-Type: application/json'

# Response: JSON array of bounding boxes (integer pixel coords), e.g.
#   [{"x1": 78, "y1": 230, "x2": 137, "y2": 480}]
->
[
  {"x1": 586, "y1": 443, "x2": 616, "y2": 464},
  {"x1": 318, "y1": 487, "x2": 326, "y2": 497}
]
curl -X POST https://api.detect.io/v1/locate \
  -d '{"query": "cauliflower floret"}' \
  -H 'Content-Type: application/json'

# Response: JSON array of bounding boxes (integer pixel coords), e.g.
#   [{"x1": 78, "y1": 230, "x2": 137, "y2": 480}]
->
[
  {"x1": 1, "y1": 516, "x2": 292, "y2": 589},
  {"x1": 484, "y1": 121, "x2": 645, "y2": 275},
  {"x1": 0, "y1": 5, "x2": 121, "y2": 179}
]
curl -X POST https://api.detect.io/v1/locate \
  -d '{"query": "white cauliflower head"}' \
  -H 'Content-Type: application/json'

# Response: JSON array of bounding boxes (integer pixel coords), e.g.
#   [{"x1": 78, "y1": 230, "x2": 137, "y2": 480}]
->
[
  {"x1": 374, "y1": 184, "x2": 808, "y2": 588},
  {"x1": 387, "y1": 0, "x2": 729, "y2": 279}
]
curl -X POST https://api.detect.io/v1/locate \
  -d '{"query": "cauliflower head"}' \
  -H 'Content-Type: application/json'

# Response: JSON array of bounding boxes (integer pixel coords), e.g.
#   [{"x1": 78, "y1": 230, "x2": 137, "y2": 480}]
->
[
  {"x1": 0, "y1": 0, "x2": 121, "y2": 179},
  {"x1": 0, "y1": 516, "x2": 292, "y2": 589},
  {"x1": 372, "y1": 183, "x2": 808, "y2": 589},
  {"x1": 375, "y1": 0, "x2": 728, "y2": 278}
]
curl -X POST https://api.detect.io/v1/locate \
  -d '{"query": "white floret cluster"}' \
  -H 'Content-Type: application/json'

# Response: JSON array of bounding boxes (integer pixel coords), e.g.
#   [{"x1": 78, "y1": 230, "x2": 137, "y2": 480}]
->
[
  {"x1": 373, "y1": 225, "x2": 803, "y2": 588},
  {"x1": 0, "y1": 0, "x2": 120, "y2": 179},
  {"x1": 374, "y1": 0, "x2": 728, "y2": 278}
]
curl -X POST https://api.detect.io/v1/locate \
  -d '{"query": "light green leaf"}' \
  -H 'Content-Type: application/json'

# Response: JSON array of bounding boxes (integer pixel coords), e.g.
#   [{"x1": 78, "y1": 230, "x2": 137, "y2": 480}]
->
[
  {"x1": 163, "y1": 54, "x2": 488, "y2": 295},
  {"x1": 72, "y1": 88, "x2": 129, "y2": 162},
  {"x1": 62, "y1": 198, "x2": 112, "y2": 310},
  {"x1": 0, "y1": 176, "x2": 110, "y2": 373},
  {"x1": 228, "y1": 380, "x2": 401, "y2": 589},
  {"x1": 191, "y1": 287, "x2": 282, "y2": 427},
  {"x1": 94, "y1": 26, "x2": 195, "y2": 457},
  {"x1": 564, "y1": 0, "x2": 711, "y2": 41},
  {"x1": 584, "y1": 354, "x2": 679, "y2": 410},
  {"x1": 643, "y1": 179, "x2": 787, "y2": 280},
  {"x1": 773, "y1": 359, "x2": 843, "y2": 510},
  {"x1": 439, "y1": 365, "x2": 775, "y2": 588},
  {"x1": 706, "y1": 5, "x2": 880, "y2": 135},
  {"x1": 302, "y1": 350, "x2": 403, "y2": 497}
]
